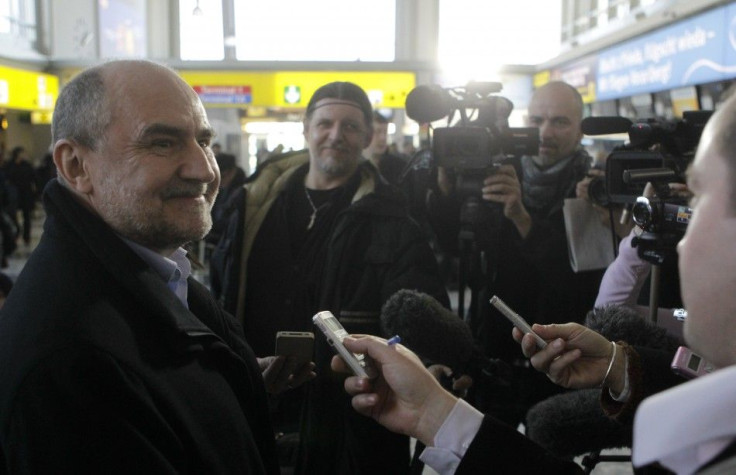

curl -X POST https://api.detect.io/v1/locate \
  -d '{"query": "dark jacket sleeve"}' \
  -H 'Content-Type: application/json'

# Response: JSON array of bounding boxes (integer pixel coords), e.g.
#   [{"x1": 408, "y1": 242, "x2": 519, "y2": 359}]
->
[
  {"x1": 601, "y1": 344, "x2": 684, "y2": 425},
  {"x1": 456, "y1": 416, "x2": 584, "y2": 474}
]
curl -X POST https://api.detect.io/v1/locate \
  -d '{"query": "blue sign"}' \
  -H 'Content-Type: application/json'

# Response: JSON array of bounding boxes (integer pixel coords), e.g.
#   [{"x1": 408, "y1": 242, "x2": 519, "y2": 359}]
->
[{"x1": 596, "y1": 5, "x2": 736, "y2": 101}]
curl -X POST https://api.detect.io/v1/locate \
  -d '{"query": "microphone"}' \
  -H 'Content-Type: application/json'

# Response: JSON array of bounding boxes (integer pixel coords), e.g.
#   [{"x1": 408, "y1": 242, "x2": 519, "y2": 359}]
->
[
  {"x1": 405, "y1": 85, "x2": 452, "y2": 124},
  {"x1": 380, "y1": 289, "x2": 512, "y2": 385},
  {"x1": 581, "y1": 116, "x2": 633, "y2": 136}
]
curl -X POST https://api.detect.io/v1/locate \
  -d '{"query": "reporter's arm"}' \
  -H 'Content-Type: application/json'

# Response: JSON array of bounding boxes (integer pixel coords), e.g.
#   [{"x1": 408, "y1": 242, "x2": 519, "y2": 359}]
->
[
  {"x1": 334, "y1": 335, "x2": 458, "y2": 445},
  {"x1": 595, "y1": 231, "x2": 651, "y2": 309},
  {"x1": 601, "y1": 345, "x2": 684, "y2": 425},
  {"x1": 334, "y1": 336, "x2": 583, "y2": 474}
]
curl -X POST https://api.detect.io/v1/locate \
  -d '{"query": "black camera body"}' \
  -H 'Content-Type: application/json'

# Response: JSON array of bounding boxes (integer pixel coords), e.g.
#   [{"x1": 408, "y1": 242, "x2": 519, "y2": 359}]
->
[
  {"x1": 632, "y1": 196, "x2": 691, "y2": 235},
  {"x1": 584, "y1": 111, "x2": 711, "y2": 207},
  {"x1": 583, "y1": 110, "x2": 710, "y2": 263},
  {"x1": 433, "y1": 126, "x2": 539, "y2": 170},
  {"x1": 405, "y1": 82, "x2": 539, "y2": 200},
  {"x1": 631, "y1": 195, "x2": 692, "y2": 264}
]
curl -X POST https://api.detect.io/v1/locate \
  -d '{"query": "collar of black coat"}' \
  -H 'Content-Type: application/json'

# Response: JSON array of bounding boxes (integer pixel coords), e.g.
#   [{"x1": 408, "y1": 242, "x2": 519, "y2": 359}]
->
[
  {"x1": 247, "y1": 150, "x2": 409, "y2": 218},
  {"x1": 42, "y1": 179, "x2": 233, "y2": 351}
]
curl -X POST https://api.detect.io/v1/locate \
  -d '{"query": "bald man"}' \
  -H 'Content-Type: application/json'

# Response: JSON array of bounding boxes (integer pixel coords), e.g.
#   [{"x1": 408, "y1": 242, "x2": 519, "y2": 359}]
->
[
  {"x1": 0, "y1": 60, "x2": 280, "y2": 473},
  {"x1": 430, "y1": 81, "x2": 601, "y2": 428}
]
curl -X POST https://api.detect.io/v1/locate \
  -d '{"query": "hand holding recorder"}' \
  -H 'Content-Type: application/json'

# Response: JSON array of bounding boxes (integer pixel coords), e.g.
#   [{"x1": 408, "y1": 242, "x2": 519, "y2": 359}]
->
[
  {"x1": 511, "y1": 322, "x2": 626, "y2": 392},
  {"x1": 330, "y1": 335, "x2": 458, "y2": 447}
]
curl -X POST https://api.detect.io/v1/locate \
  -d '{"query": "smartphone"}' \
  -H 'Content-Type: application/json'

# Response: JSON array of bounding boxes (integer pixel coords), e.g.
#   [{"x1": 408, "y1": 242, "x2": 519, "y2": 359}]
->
[
  {"x1": 489, "y1": 295, "x2": 547, "y2": 349},
  {"x1": 275, "y1": 331, "x2": 314, "y2": 368},
  {"x1": 671, "y1": 346, "x2": 715, "y2": 379},
  {"x1": 312, "y1": 311, "x2": 368, "y2": 377}
]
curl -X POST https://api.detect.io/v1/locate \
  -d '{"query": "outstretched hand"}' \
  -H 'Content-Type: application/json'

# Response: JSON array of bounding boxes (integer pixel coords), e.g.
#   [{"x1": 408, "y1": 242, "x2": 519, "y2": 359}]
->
[
  {"x1": 331, "y1": 335, "x2": 458, "y2": 446},
  {"x1": 512, "y1": 323, "x2": 624, "y2": 392}
]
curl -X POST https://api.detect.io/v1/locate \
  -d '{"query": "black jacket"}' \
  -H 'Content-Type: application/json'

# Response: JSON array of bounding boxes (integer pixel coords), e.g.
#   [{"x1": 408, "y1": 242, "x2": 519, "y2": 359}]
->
[
  {"x1": 0, "y1": 180, "x2": 279, "y2": 474},
  {"x1": 429, "y1": 152, "x2": 602, "y2": 362},
  {"x1": 210, "y1": 151, "x2": 449, "y2": 474}
]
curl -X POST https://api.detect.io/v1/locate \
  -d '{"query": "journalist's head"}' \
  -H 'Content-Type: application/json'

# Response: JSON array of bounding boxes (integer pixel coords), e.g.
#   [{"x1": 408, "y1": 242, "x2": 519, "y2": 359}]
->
[
  {"x1": 527, "y1": 81, "x2": 584, "y2": 167},
  {"x1": 677, "y1": 92, "x2": 736, "y2": 368}
]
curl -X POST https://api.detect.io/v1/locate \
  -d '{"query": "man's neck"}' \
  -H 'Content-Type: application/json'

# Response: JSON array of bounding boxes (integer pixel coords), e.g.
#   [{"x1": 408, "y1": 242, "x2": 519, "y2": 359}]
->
[
  {"x1": 305, "y1": 167, "x2": 356, "y2": 190},
  {"x1": 532, "y1": 149, "x2": 578, "y2": 169}
]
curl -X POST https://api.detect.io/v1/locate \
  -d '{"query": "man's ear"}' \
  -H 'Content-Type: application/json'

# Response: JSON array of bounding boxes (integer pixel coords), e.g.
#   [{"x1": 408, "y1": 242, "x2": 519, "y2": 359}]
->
[{"x1": 53, "y1": 140, "x2": 93, "y2": 194}]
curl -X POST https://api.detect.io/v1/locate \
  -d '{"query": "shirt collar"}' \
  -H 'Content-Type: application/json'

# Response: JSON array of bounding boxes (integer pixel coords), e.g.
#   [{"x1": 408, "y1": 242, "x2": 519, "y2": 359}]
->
[
  {"x1": 120, "y1": 238, "x2": 192, "y2": 306},
  {"x1": 633, "y1": 365, "x2": 736, "y2": 473}
]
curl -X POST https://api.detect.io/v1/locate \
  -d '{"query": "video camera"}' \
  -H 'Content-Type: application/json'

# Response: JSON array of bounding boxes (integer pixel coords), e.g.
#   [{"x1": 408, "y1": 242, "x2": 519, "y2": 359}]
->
[
  {"x1": 404, "y1": 81, "x2": 539, "y2": 199},
  {"x1": 583, "y1": 110, "x2": 711, "y2": 263}
]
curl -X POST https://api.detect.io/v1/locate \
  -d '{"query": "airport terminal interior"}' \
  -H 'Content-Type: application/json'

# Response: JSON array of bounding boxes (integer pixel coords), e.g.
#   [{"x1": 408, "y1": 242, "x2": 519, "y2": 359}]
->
[{"x1": 1, "y1": 0, "x2": 735, "y2": 473}]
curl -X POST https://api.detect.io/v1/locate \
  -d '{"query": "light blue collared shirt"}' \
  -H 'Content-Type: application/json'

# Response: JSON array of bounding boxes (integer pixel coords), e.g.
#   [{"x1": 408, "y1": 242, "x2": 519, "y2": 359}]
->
[{"x1": 122, "y1": 238, "x2": 192, "y2": 308}]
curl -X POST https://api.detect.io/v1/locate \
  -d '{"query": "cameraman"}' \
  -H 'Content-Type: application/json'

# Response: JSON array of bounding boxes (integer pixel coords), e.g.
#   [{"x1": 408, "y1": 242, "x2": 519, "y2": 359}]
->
[{"x1": 429, "y1": 81, "x2": 603, "y2": 424}]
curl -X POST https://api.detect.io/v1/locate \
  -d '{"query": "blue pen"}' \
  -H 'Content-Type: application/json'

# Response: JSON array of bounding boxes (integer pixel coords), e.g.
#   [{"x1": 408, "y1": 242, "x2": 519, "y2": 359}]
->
[{"x1": 387, "y1": 335, "x2": 401, "y2": 346}]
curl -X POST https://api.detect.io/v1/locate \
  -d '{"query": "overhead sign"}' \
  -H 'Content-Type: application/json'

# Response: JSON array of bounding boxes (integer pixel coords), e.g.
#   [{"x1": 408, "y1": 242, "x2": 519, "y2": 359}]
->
[
  {"x1": 596, "y1": 6, "x2": 733, "y2": 100},
  {"x1": 180, "y1": 71, "x2": 415, "y2": 108},
  {"x1": 545, "y1": 55, "x2": 598, "y2": 103},
  {"x1": 193, "y1": 85, "x2": 252, "y2": 104},
  {"x1": 284, "y1": 85, "x2": 301, "y2": 104}
]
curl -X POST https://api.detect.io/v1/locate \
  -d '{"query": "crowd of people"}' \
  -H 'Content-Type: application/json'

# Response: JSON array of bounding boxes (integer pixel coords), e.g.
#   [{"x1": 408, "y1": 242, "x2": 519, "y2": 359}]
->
[{"x1": 0, "y1": 57, "x2": 731, "y2": 475}]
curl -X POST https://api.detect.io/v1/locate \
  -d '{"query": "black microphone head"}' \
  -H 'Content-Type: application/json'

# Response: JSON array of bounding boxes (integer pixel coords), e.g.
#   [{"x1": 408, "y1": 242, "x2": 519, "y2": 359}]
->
[
  {"x1": 581, "y1": 116, "x2": 633, "y2": 136},
  {"x1": 380, "y1": 289, "x2": 473, "y2": 370},
  {"x1": 405, "y1": 85, "x2": 452, "y2": 124},
  {"x1": 586, "y1": 305, "x2": 682, "y2": 350}
]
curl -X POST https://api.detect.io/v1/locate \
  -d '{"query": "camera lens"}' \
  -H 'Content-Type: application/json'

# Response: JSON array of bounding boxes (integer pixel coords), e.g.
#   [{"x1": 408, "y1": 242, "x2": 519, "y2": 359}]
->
[
  {"x1": 632, "y1": 197, "x2": 654, "y2": 229},
  {"x1": 587, "y1": 176, "x2": 609, "y2": 207}
]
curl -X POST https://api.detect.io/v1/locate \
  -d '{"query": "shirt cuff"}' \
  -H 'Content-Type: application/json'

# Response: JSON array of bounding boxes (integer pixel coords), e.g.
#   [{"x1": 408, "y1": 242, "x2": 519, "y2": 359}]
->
[
  {"x1": 419, "y1": 399, "x2": 484, "y2": 475},
  {"x1": 609, "y1": 349, "x2": 631, "y2": 402}
]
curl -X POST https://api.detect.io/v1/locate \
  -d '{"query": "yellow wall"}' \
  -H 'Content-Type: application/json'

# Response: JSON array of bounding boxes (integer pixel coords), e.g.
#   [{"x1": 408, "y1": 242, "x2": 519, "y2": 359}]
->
[{"x1": 0, "y1": 65, "x2": 58, "y2": 115}]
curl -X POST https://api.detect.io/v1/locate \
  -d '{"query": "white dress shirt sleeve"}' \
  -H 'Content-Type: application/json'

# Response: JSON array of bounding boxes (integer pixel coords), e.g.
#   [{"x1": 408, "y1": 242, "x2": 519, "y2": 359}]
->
[{"x1": 419, "y1": 399, "x2": 484, "y2": 475}]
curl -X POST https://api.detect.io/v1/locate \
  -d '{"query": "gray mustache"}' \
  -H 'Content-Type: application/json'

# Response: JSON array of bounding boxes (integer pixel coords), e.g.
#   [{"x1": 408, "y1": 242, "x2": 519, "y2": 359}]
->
[{"x1": 161, "y1": 184, "x2": 210, "y2": 200}]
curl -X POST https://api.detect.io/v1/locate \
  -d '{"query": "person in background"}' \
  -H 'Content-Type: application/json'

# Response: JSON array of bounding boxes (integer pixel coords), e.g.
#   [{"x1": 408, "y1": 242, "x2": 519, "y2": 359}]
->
[
  {"x1": 364, "y1": 111, "x2": 407, "y2": 186},
  {"x1": 210, "y1": 81, "x2": 449, "y2": 474},
  {"x1": 5, "y1": 146, "x2": 36, "y2": 245},
  {"x1": 206, "y1": 152, "x2": 246, "y2": 246},
  {"x1": 35, "y1": 149, "x2": 57, "y2": 197},
  {"x1": 429, "y1": 80, "x2": 602, "y2": 426},
  {"x1": 0, "y1": 59, "x2": 309, "y2": 473}
]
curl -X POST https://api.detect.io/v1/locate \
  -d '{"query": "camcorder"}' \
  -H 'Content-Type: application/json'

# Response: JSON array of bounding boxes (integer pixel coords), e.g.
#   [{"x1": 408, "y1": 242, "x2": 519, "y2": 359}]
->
[
  {"x1": 404, "y1": 81, "x2": 539, "y2": 200},
  {"x1": 582, "y1": 110, "x2": 711, "y2": 263}
]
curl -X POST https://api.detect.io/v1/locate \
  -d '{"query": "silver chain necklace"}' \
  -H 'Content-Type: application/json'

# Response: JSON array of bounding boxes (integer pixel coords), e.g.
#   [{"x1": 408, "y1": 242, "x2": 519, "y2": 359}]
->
[{"x1": 304, "y1": 187, "x2": 319, "y2": 231}]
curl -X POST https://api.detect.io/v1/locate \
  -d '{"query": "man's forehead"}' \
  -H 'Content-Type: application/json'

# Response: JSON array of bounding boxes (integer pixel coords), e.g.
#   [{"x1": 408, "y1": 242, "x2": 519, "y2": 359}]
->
[
  {"x1": 311, "y1": 98, "x2": 366, "y2": 115},
  {"x1": 530, "y1": 89, "x2": 580, "y2": 114},
  {"x1": 529, "y1": 100, "x2": 578, "y2": 117}
]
